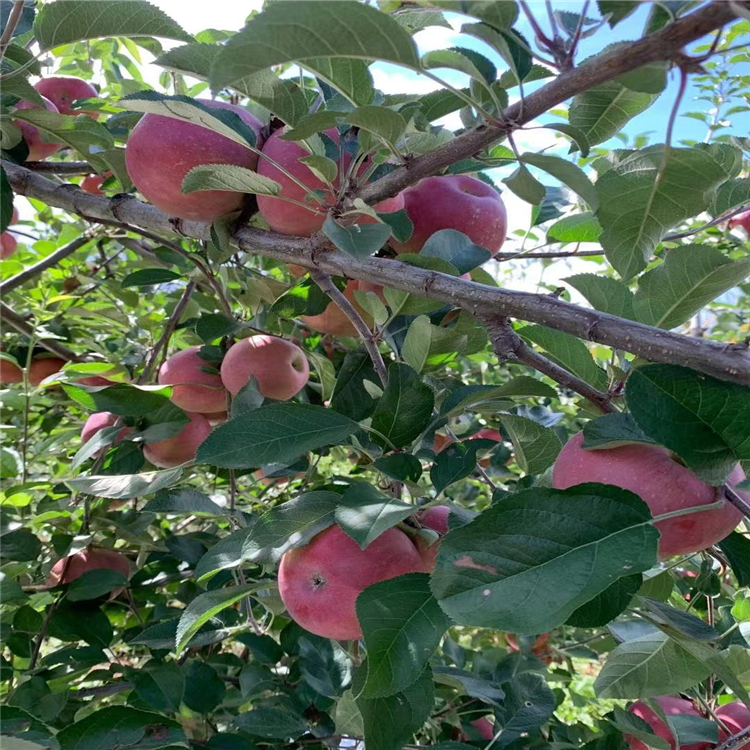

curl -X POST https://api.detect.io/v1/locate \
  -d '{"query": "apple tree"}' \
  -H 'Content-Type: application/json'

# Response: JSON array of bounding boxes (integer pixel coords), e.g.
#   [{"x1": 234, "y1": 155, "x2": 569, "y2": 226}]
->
[{"x1": 2, "y1": 2, "x2": 750, "y2": 750}]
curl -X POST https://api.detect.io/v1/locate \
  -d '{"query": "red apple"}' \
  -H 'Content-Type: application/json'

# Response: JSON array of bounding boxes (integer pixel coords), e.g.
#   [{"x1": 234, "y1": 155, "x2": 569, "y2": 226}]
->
[
  {"x1": 220, "y1": 335, "x2": 309, "y2": 401},
  {"x1": 625, "y1": 697, "x2": 711, "y2": 750},
  {"x1": 28, "y1": 356, "x2": 65, "y2": 386},
  {"x1": 728, "y1": 210, "x2": 750, "y2": 236},
  {"x1": 717, "y1": 702, "x2": 750, "y2": 740},
  {"x1": 390, "y1": 174, "x2": 507, "y2": 256},
  {"x1": 46, "y1": 548, "x2": 130, "y2": 587},
  {"x1": 0, "y1": 358, "x2": 23, "y2": 384},
  {"x1": 34, "y1": 76, "x2": 99, "y2": 117},
  {"x1": 81, "y1": 411, "x2": 131, "y2": 445},
  {"x1": 300, "y1": 279, "x2": 381, "y2": 336},
  {"x1": 81, "y1": 174, "x2": 105, "y2": 195},
  {"x1": 278, "y1": 524, "x2": 425, "y2": 640},
  {"x1": 414, "y1": 505, "x2": 451, "y2": 572},
  {"x1": 552, "y1": 432, "x2": 747, "y2": 558},
  {"x1": 142, "y1": 412, "x2": 212, "y2": 468},
  {"x1": 158, "y1": 346, "x2": 228, "y2": 414},
  {"x1": 14, "y1": 96, "x2": 61, "y2": 161},
  {"x1": 471, "y1": 717, "x2": 496, "y2": 741},
  {"x1": 0, "y1": 232, "x2": 18, "y2": 259},
  {"x1": 125, "y1": 99, "x2": 265, "y2": 221}
]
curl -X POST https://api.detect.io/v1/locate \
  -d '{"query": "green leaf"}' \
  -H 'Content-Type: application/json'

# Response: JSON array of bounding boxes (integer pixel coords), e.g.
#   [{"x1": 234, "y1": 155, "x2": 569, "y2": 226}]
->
[
  {"x1": 65, "y1": 468, "x2": 182, "y2": 500},
  {"x1": 142, "y1": 489, "x2": 223, "y2": 515},
  {"x1": 433, "y1": 667, "x2": 505, "y2": 705},
  {"x1": 421, "y1": 48, "x2": 495, "y2": 88},
  {"x1": 547, "y1": 212, "x2": 602, "y2": 243},
  {"x1": 462, "y1": 23, "x2": 531, "y2": 85},
  {"x1": 566, "y1": 574, "x2": 641, "y2": 627},
  {"x1": 234, "y1": 706, "x2": 308, "y2": 739},
  {"x1": 355, "y1": 666, "x2": 434, "y2": 750},
  {"x1": 132, "y1": 661, "x2": 185, "y2": 714},
  {"x1": 1, "y1": 59, "x2": 44, "y2": 107},
  {"x1": 420, "y1": 229, "x2": 491, "y2": 272},
  {"x1": 271, "y1": 278, "x2": 330, "y2": 318},
  {"x1": 569, "y1": 81, "x2": 657, "y2": 148},
  {"x1": 371, "y1": 363, "x2": 435, "y2": 449},
  {"x1": 210, "y1": 1, "x2": 419, "y2": 91},
  {"x1": 565, "y1": 273, "x2": 635, "y2": 320},
  {"x1": 644, "y1": 598, "x2": 720, "y2": 641},
  {"x1": 502, "y1": 164, "x2": 546, "y2": 205},
  {"x1": 436, "y1": 1, "x2": 518, "y2": 29},
  {"x1": 335, "y1": 690, "x2": 365, "y2": 736},
  {"x1": 155, "y1": 44, "x2": 308, "y2": 126},
  {"x1": 498, "y1": 414, "x2": 561, "y2": 475},
  {"x1": 358, "y1": 573, "x2": 450, "y2": 698},
  {"x1": 57, "y1": 707, "x2": 185, "y2": 750},
  {"x1": 62, "y1": 382, "x2": 174, "y2": 417},
  {"x1": 374, "y1": 453, "x2": 423, "y2": 483},
  {"x1": 625, "y1": 364, "x2": 750, "y2": 483},
  {"x1": 542, "y1": 123, "x2": 591, "y2": 157},
  {"x1": 379, "y1": 208, "x2": 414, "y2": 243},
  {"x1": 597, "y1": 1, "x2": 639, "y2": 26},
  {"x1": 194, "y1": 524, "x2": 256, "y2": 582},
  {"x1": 336, "y1": 483, "x2": 416, "y2": 549},
  {"x1": 615, "y1": 61, "x2": 669, "y2": 94},
  {"x1": 1, "y1": 168, "x2": 13, "y2": 234},
  {"x1": 430, "y1": 439, "x2": 498, "y2": 493},
  {"x1": 176, "y1": 584, "x2": 261, "y2": 654},
  {"x1": 596, "y1": 145, "x2": 735, "y2": 279},
  {"x1": 121, "y1": 268, "x2": 183, "y2": 288},
  {"x1": 0, "y1": 530, "x2": 41, "y2": 562},
  {"x1": 718, "y1": 532, "x2": 750, "y2": 587},
  {"x1": 518, "y1": 325, "x2": 609, "y2": 391},
  {"x1": 305, "y1": 58, "x2": 375, "y2": 105},
  {"x1": 440, "y1": 379, "x2": 557, "y2": 416},
  {"x1": 632, "y1": 245, "x2": 750, "y2": 330},
  {"x1": 67, "y1": 569, "x2": 128, "y2": 602},
  {"x1": 496, "y1": 673, "x2": 556, "y2": 742},
  {"x1": 323, "y1": 215, "x2": 392, "y2": 260},
  {"x1": 713, "y1": 178, "x2": 750, "y2": 215},
  {"x1": 431, "y1": 485, "x2": 659, "y2": 633},
  {"x1": 196, "y1": 403, "x2": 358, "y2": 469},
  {"x1": 183, "y1": 662, "x2": 226, "y2": 714},
  {"x1": 34, "y1": 1, "x2": 192, "y2": 51},
  {"x1": 594, "y1": 630, "x2": 711, "y2": 699},
  {"x1": 581, "y1": 412, "x2": 658, "y2": 450},
  {"x1": 402, "y1": 315, "x2": 432, "y2": 373},
  {"x1": 182, "y1": 164, "x2": 281, "y2": 196},
  {"x1": 119, "y1": 91, "x2": 257, "y2": 148},
  {"x1": 347, "y1": 105, "x2": 406, "y2": 147},
  {"x1": 330, "y1": 350, "x2": 379, "y2": 422},
  {"x1": 298, "y1": 155, "x2": 338, "y2": 184},
  {"x1": 521, "y1": 153, "x2": 598, "y2": 210}
]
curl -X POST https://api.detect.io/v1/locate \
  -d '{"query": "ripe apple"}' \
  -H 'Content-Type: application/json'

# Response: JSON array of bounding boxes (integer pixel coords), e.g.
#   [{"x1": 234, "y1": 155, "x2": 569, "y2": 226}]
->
[
  {"x1": 717, "y1": 702, "x2": 750, "y2": 740},
  {"x1": 728, "y1": 210, "x2": 750, "y2": 236},
  {"x1": 125, "y1": 99, "x2": 264, "y2": 222},
  {"x1": 158, "y1": 346, "x2": 228, "y2": 414},
  {"x1": 256, "y1": 127, "x2": 403, "y2": 236},
  {"x1": 142, "y1": 412, "x2": 212, "y2": 468},
  {"x1": 34, "y1": 76, "x2": 99, "y2": 117},
  {"x1": 81, "y1": 174, "x2": 105, "y2": 195},
  {"x1": 14, "y1": 96, "x2": 61, "y2": 161},
  {"x1": 1, "y1": 232, "x2": 18, "y2": 259},
  {"x1": 300, "y1": 279, "x2": 381, "y2": 336},
  {"x1": 46, "y1": 548, "x2": 130, "y2": 587},
  {"x1": 390, "y1": 174, "x2": 507, "y2": 256},
  {"x1": 471, "y1": 717, "x2": 496, "y2": 741},
  {"x1": 552, "y1": 432, "x2": 747, "y2": 558},
  {"x1": 414, "y1": 504, "x2": 451, "y2": 572},
  {"x1": 625, "y1": 696, "x2": 711, "y2": 750},
  {"x1": 220, "y1": 335, "x2": 309, "y2": 401},
  {"x1": 278, "y1": 523, "x2": 425, "y2": 639},
  {"x1": 0, "y1": 358, "x2": 23, "y2": 384},
  {"x1": 81, "y1": 411, "x2": 131, "y2": 445},
  {"x1": 28, "y1": 356, "x2": 65, "y2": 386}
]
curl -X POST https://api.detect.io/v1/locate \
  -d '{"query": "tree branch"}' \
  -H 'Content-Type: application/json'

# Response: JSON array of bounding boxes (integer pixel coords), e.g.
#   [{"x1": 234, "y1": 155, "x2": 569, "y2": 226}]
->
[
  {"x1": 309, "y1": 269, "x2": 388, "y2": 387},
  {"x1": 483, "y1": 317, "x2": 617, "y2": 414},
  {"x1": 0, "y1": 302, "x2": 83, "y2": 362},
  {"x1": 715, "y1": 723, "x2": 750, "y2": 750},
  {"x1": 725, "y1": 485, "x2": 750, "y2": 519},
  {"x1": 0, "y1": 0, "x2": 25, "y2": 58},
  {"x1": 5, "y1": 162, "x2": 750, "y2": 386},
  {"x1": 0, "y1": 234, "x2": 96, "y2": 295},
  {"x1": 23, "y1": 160, "x2": 95, "y2": 175}
]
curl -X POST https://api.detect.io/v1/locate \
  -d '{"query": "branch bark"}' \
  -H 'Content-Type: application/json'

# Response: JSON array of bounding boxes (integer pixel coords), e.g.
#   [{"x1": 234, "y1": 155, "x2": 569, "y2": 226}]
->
[
  {"x1": 23, "y1": 160, "x2": 95, "y2": 174},
  {"x1": 5, "y1": 161, "x2": 750, "y2": 386},
  {"x1": 483, "y1": 317, "x2": 617, "y2": 414},
  {"x1": 0, "y1": 302, "x2": 83, "y2": 362}
]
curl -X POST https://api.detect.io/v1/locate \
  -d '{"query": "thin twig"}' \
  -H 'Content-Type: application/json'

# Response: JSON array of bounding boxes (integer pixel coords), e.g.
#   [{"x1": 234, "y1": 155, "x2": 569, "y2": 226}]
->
[
  {"x1": 28, "y1": 595, "x2": 61, "y2": 670},
  {"x1": 23, "y1": 161, "x2": 95, "y2": 175},
  {"x1": 484, "y1": 317, "x2": 617, "y2": 414},
  {"x1": 0, "y1": 302, "x2": 83, "y2": 361},
  {"x1": 725, "y1": 485, "x2": 750, "y2": 520},
  {"x1": 0, "y1": 0, "x2": 26, "y2": 59},
  {"x1": 566, "y1": 1, "x2": 591, "y2": 68},
  {"x1": 309, "y1": 269, "x2": 389, "y2": 387},
  {"x1": 663, "y1": 201, "x2": 750, "y2": 241}
]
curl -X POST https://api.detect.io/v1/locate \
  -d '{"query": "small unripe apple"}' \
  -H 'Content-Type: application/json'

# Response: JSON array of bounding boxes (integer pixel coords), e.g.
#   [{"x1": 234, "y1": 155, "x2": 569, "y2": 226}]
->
[
  {"x1": 0, "y1": 358, "x2": 23, "y2": 384},
  {"x1": 728, "y1": 210, "x2": 750, "y2": 236},
  {"x1": 278, "y1": 523, "x2": 425, "y2": 640},
  {"x1": 142, "y1": 412, "x2": 212, "y2": 468},
  {"x1": 158, "y1": 346, "x2": 228, "y2": 414},
  {"x1": 46, "y1": 548, "x2": 130, "y2": 587},
  {"x1": 0, "y1": 232, "x2": 18, "y2": 259},
  {"x1": 81, "y1": 411, "x2": 131, "y2": 445},
  {"x1": 14, "y1": 96, "x2": 61, "y2": 161},
  {"x1": 717, "y1": 702, "x2": 750, "y2": 740},
  {"x1": 28, "y1": 356, "x2": 65, "y2": 386},
  {"x1": 300, "y1": 279, "x2": 381, "y2": 336},
  {"x1": 552, "y1": 432, "x2": 747, "y2": 558},
  {"x1": 391, "y1": 174, "x2": 507, "y2": 256},
  {"x1": 34, "y1": 76, "x2": 99, "y2": 117},
  {"x1": 625, "y1": 696, "x2": 711, "y2": 750},
  {"x1": 220, "y1": 335, "x2": 309, "y2": 401},
  {"x1": 414, "y1": 504, "x2": 451, "y2": 572},
  {"x1": 125, "y1": 99, "x2": 264, "y2": 221}
]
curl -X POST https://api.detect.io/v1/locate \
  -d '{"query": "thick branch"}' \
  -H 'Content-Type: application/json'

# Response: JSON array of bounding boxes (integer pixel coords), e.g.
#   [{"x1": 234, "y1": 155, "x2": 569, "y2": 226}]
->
[
  {"x1": 0, "y1": 234, "x2": 95, "y2": 295},
  {"x1": 5, "y1": 162, "x2": 750, "y2": 386},
  {"x1": 356, "y1": 0, "x2": 744, "y2": 205},
  {"x1": 0, "y1": 302, "x2": 83, "y2": 362},
  {"x1": 309, "y1": 269, "x2": 388, "y2": 387},
  {"x1": 715, "y1": 723, "x2": 750, "y2": 750},
  {"x1": 484, "y1": 317, "x2": 617, "y2": 414}
]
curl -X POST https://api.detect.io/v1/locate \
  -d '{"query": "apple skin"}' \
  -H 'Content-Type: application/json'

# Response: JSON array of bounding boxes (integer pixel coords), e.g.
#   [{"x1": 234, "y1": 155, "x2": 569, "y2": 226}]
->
[
  {"x1": 81, "y1": 174, "x2": 105, "y2": 195},
  {"x1": 300, "y1": 279, "x2": 381, "y2": 336},
  {"x1": 34, "y1": 76, "x2": 99, "y2": 117},
  {"x1": 278, "y1": 523, "x2": 425, "y2": 640},
  {"x1": 717, "y1": 702, "x2": 750, "y2": 740},
  {"x1": 625, "y1": 697, "x2": 712, "y2": 750},
  {"x1": 0, "y1": 232, "x2": 18, "y2": 259},
  {"x1": 414, "y1": 505, "x2": 451, "y2": 572},
  {"x1": 552, "y1": 432, "x2": 747, "y2": 558},
  {"x1": 433, "y1": 427, "x2": 503, "y2": 468},
  {"x1": 14, "y1": 96, "x2": 61, "y2": 161},
  {"x1": 390, "y1": 174, "x2": 507, "y2": 256},
  {"x1": 46, "y1": 548, "x2": 130, "y2": 587},
  {"x1": 220, "y1": 335, "x2": 309, "y2": 401},
  {"x1": 125, "y1": 99, "x2": 264, "y2": 222},
  {"x1": 0, "y1": 358, "x2": 23, "y2": 384},
  {"x1": 142, "y1": 412, "x2": 212, "y2": 469},
  {"x1": 28, "y1": 356, "x2": 65, "y2": 386},
  {"x1": 158, "y1": 346, "x2": 227, "y2": 414},
  {"x1": 81, "y1": 411, "x2": 132, "y2": 445},
  {"x1": 256, "y1": 127, "x2": 403, "y2": 236},
  {"x1": 471, "y1": 718, "x2": 495, "y2": 741},
  {"x1": 728, "y1": 210, "x2": 750, "y2": 235}
]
